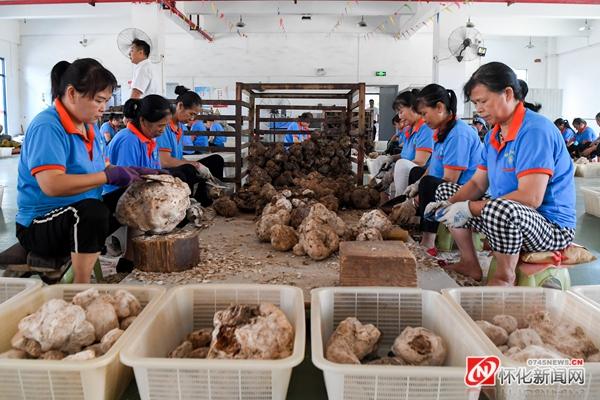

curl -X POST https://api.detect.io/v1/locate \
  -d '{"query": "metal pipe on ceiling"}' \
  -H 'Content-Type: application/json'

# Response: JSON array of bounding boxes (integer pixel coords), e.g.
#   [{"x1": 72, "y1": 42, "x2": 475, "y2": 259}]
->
[{"x1": 2, "y1": 0, "x2": 600, "y2": 4}]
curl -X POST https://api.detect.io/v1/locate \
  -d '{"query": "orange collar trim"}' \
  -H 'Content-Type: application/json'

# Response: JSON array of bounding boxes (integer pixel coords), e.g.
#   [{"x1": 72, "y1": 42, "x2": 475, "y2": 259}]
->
[
  {"x1": 406, "y1": 118, "x2": 425, "y2": 140},
  {"x1": 54, "y1": 98, "x2": 95, "y2": 160},
  {"x1": 169, "y1": 120, "x2": 183, "y2": 143},
  {"x1": 490, "y1": 102, "x2": 526, "y2": 152},
  {"x1": 127, "y1": 122, "x2": 156, "y2": 157},
  {"x1": 433, "y1": 129, "x2": 440, "y2": 142}
]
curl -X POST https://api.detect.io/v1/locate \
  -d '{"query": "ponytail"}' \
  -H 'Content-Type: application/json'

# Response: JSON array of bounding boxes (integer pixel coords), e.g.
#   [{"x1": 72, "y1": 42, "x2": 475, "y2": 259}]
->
[
  {"x1": 123, "y1": 95, "x2": 171, "y2": 130},
  {"x1": 416, "y1": 83, "x2": 457, "y2": 143},
  {"x1": 50, "y1": 58, "x2": 116, "y2": 101}
]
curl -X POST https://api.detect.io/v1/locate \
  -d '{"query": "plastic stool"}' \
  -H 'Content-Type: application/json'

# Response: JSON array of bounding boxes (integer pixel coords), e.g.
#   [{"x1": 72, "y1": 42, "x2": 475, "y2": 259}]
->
[
  {"x1": 60, "y1": 259, "x2": 104, "y2": 284},
  {"x1": 435, "y1": 225, "x2": 484, "y2": 252},
  {"x1": 487, "y1": 257, "x2": 571, "y2": 290}
]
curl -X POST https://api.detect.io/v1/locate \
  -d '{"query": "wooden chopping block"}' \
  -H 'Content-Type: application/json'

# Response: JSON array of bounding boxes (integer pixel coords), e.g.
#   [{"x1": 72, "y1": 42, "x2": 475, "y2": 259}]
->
[
  {"x1": 339, "y1": 241, "x2": 417, "y2": 287},
  {"x1": 132, "y1": 225, "x2": 200, "y2": 272}
]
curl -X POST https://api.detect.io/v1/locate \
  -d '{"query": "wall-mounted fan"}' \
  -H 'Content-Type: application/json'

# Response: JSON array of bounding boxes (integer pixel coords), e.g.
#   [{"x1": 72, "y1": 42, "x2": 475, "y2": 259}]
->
[
  {"x1": 117, "y1": 28, "x2": 163, "y2": 64},
  {"x1": 448, "y1": 24, "x2": 486, "y2": 62}
]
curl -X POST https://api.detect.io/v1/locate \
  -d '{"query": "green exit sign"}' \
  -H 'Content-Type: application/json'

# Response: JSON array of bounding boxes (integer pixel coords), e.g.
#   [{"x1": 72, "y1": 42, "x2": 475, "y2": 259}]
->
[{"x1": 375, "y1": 71, "x2": 386, "y2": 77}]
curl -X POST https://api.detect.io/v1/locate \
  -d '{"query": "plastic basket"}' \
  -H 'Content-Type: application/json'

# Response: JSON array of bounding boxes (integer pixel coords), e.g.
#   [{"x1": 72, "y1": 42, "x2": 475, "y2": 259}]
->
[
  {"x1": 120, "y1": 284, "x2": 305, "y2": 400},
  {"x1": 0, "y1": 147, "x2": 13, "y2": 158},
  {"x1": 0, "y1": 277, "x2": 42, "y2": 308},
  {"x1": 570, "y1": 285, "x2": 600, "y2": 309},
  {"x1": 576, "y1": 163, "x2": 600, "y2": 178},
  {"x1": 0, "y1": 284, "x2": 166, "y2": 400},
  {"x1": 443, "y1": 287, "x2": 600, "y2": 400},
  {"x1": 311, "y1": 287, "x2": 488, "y2": 400},
  {"x1": 581, "y1": 187, "x2": 600, "y2": 218}
]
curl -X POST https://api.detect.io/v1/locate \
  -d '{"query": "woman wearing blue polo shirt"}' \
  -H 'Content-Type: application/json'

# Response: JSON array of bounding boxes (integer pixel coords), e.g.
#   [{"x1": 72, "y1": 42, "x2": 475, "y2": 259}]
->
[
  {"x1": 428, "y1": 62, "x2": 576, "y2": 286},
  {"x1": 100, "y1": 113, "x2": 120, "y2": 144},
  {"x1": 16, "y1": 59, "x2": 148, "y2": 283},
  {"x1": 392, "y1": 90, "x2": 434, "y2": 196},
  {"x1": 554, "y1": 118, "x2": 576, "y2": 146},
  {"x1": 399, "y1": 84, "x2": 482, "y2": 255},
  {"x1": 284, "y1": 113, "x2": 312, "y2": 145},
  {"x1": 156, "y1": 86, "x2": 224, "y2": 206}
]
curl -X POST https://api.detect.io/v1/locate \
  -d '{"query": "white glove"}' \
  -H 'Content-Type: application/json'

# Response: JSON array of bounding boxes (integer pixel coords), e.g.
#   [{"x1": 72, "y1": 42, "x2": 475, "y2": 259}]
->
[
  {"x1": 194, "y1": 162, "x2": 212, "y2": 179},
  {"x1": 437, "y1": 201, "x2": 472, "y2": 228},
  {"x1": 403, "y1": 180, "x2": 420, "y2": 198},
  {"x1": 424, "y1": 200, "x2": 450, "y2": 221}
]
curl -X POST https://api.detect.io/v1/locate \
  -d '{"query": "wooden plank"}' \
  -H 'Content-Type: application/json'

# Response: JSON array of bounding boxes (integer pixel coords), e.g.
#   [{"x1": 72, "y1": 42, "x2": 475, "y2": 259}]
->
[
  {"x1": 256, "y1": 93, "x2": 348, "y2": 99},
  {"x1": 339, "y1": 241, "x2": 417, "y2": 287},
  {"x1": 132, "y1": 226, "x2": 200, "y2": 273},
  {"x1": 256, "y1": 105, "x2": 347, "y2": 111},
  {"x1": 183, "y1": 146, "x2": 237, "y2": 153},
  {"x1": 258, "y1": 117, "x2": 325, "y2": 123},
  {"x1": 243, "y1": 83, "x2": 360, "y2": 91}
]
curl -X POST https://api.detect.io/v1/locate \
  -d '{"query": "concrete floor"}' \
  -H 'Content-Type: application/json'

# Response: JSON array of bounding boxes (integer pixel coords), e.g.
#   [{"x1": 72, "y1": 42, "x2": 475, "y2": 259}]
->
[{"x1": 1, "y1": 155, "x2": 599, "y2": 400}]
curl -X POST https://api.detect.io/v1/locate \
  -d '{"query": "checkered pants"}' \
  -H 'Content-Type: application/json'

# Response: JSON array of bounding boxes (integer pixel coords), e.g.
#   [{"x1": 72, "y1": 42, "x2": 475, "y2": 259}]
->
[{"x1": 435, "y1": 182, "x2": 575, "y2": 254}]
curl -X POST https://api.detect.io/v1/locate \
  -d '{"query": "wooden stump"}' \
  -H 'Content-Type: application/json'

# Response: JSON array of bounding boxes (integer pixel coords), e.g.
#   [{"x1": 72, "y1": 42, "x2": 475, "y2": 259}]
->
[
  {"x1": 339, "y1": 241, "x2": 417, "y2": 287},
  {"x1": 132, "y1": 225, "x2": 200, "y2": 272}
]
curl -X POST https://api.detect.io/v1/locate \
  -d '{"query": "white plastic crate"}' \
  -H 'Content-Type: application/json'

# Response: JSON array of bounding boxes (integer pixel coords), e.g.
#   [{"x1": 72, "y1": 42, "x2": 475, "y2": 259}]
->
[
  {"x1": 311, "y1": 287, "x2": 488, "y2": 400},
  {"x1": 120, "y1": 284, "x2": 305, "y2": 400},
  {"x1": 0, "y1": 278, "x2": 42, "y2": 308},
  {"x1": 570, "y1": 285, "x2": 600, "y2": 309},
  {"x1": 0, "y1": 147, "x2": 13, "y2": 158},
  {"x1": 581, "y1": 187, "x2": 600, "y2": 218},
  {"x1": 443, "y1": 287, "x2": 600, "y2": 400},
  {"x1": 576, "y1": 163, "x2": 600, "y2": 178},
  {"x1": 0, "y1": 284, "x2": 166, "y2": 400}
]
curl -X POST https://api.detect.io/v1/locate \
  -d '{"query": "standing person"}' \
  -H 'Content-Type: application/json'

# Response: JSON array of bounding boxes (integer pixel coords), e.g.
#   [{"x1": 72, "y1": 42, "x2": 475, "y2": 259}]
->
[
  {"x1": 399, "y1": 84, "x2": 482, "y2": 256},
  {"x1": 367, "y1": 99, "x2": 379, "y2": 141},
  {"x1": 284, "y1": 112, "x2": 312, "y2": 145},
  {"x1": 100, "y1": 113, "x2": 121, "y2": 144},
  {"x1": 155, "y1": 85, "x2": 224, "y2": 206},
  {"x1": 129, "y1": 39, "x2": 160, "y2": 99},
  {"x1": 16, "y1": 59, "x2": 146, "y2": 283},
  {"x1": 554, "y1": 118, "x2": 576, "y2": 146},
  {"x1": 427, "y1": 62, "x2": 575, "y2": 286},
  {"x1": 392, "y1": 89, "x2": 434, "y2": 196}
]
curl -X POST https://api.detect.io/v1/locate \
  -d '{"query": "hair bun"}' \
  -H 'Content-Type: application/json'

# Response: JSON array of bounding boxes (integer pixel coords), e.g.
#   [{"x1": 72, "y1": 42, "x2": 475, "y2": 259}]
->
[{"x1": 174, "y1": 85, "x2": 190, "y2": 96}]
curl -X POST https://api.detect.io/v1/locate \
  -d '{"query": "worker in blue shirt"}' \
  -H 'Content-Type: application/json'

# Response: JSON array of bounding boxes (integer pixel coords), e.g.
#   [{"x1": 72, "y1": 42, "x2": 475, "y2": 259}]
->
[
  {"x1": 156, "y1": 86, "x2": 224, "y2": 206},
  {"x1": 15, "y1": 59, "x2": 152, "y2": 283},
  {"x1": 190, "y1": 116, "x2": 209, "y2": 151},
  {"x1": 581, "y1": 112, "x2": 600, "y2": 159},
  {"x1": 206, "y1": 120, "x2": 226, "y2": 147},
  {"x1": 571, "y1": 117, "x2": 598, "y2": 158},
  {"x1": 284, "y1": 112, "x2": 312, "y2": 145},
  {"x1": 472, "y1": 116, "x2": 488, "y2": 141},
  {"x1": 100, "y1": 113, "x2": 121, "y2": 144},
  {"x1": 427, "y1": 62, "x2": 576, "y2": 286},
  {"x1": 397, "y1": 84, "x2": 482, "y2": 256},
  {"x1": 392, "y1": 90, "x2": 434, "y2": 196},
  {"x1": 554, "y1": 118, "x2": 576, "y2": 146}
]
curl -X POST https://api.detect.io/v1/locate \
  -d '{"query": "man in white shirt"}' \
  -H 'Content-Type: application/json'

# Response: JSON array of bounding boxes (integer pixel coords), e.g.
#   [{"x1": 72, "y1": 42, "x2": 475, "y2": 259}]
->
[{"x1": 129, "y1": 39, "x2": 160, "y2": 98}]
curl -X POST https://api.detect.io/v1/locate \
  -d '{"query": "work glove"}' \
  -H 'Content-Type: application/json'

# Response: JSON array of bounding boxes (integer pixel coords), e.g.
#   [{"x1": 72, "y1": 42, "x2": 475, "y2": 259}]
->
[
  {"x1": 403, "y1": 179, "x2": 421, "y2": 198},
  {"x1": 390, "y1": 199, "x2": 417, "y2": 225},
  {"x1": 128, "y1": 166, "x2": 170, "y2": 176},
  {"x1": 194, "y1": 161, "x2": 212, "y2": 180},
  {"x1": 437, "y1": 201, "x2": 472, "y2": 228},
  {"x1": 104, "y1": 166, "x2": 141, "y2": 187},
  {"x1": 424, "y1": 200, "x2": 450, "y2": 221}
]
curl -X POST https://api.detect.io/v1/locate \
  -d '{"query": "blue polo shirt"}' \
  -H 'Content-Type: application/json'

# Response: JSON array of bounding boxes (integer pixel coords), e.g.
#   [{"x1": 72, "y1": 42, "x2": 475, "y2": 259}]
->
[
  {"x1": 400, "y1": 119, "x2": 434, "y2": 163},
  {"x1": 575, "y1": 126, "x2": 597, "y2": 144},
  {"x1": 479, "y1": 103, "x2": 575, "y2": 229},
  {"x1": 191, "y1": 120, "x2": 209, "y2": 149},
  {"x1": 104, "y1": 123, "x2": 160, "y2": 194},
  {"x1": 561, "y1": 127, "x2": 576, "y2": 144},
  {"x1": 210, "y1": 122, "x2": 226, "y2": 147},
  {"x1": 100, "y1": 121, "x2": 117, "y2": 141},
  {"x1": 16, "y1": 100, "x2": 105, "y2": 227},
  {"x1": 284, "y1": 122, "x2": 308, "y2": 144},
  {"x1": 182, "y1": 126, "x2": 195, "y2": 155},
  {"x1": 157, "y1": 120, "x2": 184, "y2": 160},
  {"x1": 428, "y1": 119, "x2": 482, "y2": 185}
]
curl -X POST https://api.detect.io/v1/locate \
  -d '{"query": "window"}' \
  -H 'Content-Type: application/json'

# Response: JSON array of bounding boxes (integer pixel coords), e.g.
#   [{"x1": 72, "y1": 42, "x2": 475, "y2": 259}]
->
[
  {"x1": 513, "y1": 68, "x2": 528, "y2": 83},
  {"x1": 0, "y1": 58, "x2": 6, "y2": 133}
]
